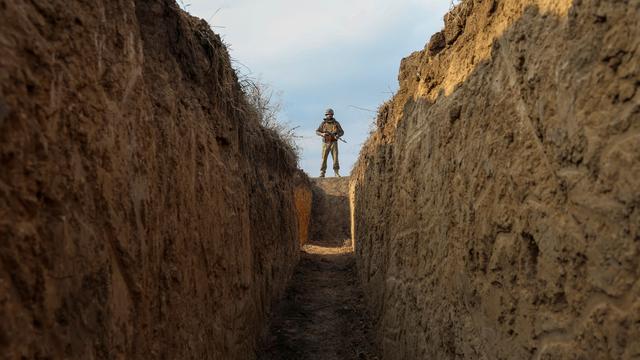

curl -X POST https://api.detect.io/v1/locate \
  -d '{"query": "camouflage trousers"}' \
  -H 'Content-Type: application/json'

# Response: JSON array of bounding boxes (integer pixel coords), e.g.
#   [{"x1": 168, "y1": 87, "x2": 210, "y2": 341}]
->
[{"x1": 320, "y1": 141, "x2": 339, "y2": 172}]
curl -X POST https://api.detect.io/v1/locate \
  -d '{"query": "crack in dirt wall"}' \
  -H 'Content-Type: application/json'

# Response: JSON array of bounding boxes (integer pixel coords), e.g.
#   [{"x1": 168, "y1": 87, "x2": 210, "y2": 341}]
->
[
  {"x1": 0, "y1": 1, "x2": 310, "y2": 358},
  {"x1": 351, "y1": 0, "x2": 639, "y2": 359}
]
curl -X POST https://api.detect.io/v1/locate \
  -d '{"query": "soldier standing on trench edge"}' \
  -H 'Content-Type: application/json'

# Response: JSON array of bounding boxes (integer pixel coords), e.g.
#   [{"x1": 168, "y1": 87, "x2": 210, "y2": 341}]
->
[{"x1": 316, "y1": 108, "x2": 344, "y2": 178}]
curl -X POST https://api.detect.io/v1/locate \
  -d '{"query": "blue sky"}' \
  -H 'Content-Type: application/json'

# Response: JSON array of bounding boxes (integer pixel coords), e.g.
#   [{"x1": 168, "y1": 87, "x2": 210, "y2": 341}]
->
[{"x1": 180, "y1": 1, "x2": 451, "y2": 176}]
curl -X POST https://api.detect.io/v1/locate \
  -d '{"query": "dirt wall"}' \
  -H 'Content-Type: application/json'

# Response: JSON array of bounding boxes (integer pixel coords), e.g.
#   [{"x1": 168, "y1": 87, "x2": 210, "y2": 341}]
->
[
  {"x1": 351, "y1": 0, "x2": 639, "y2": 359},
  {"x1": 0, "y1": 1, "x2": 306, "y2": 359},
  {"x1": 310, "y1": 178, "x2": 351, "y2": 244},
  {"x1": 294, "y1": 174, "x2": 313, "y2": 246}
]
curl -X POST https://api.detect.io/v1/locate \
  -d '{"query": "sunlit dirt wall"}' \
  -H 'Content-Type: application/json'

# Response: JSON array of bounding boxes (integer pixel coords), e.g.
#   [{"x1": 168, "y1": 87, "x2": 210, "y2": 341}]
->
[{"x1": 351, "y1": 0, "x2": 639, "y2": 358}]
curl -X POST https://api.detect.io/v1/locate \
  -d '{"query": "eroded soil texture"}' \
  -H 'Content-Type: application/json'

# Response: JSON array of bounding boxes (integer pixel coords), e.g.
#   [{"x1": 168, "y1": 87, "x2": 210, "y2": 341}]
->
[
  {"x1": 351, "y1": 0, "x2": 640, "y2": 359},
  {"x1": 0, "y1": 1, "x2": 309, "y2": 358}
]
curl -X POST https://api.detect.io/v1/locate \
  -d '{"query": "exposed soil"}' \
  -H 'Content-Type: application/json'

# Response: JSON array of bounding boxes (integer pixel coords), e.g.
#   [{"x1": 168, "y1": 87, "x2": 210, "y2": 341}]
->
[
  {"x1": 351, "y1": 0, "x2": 640, "y2": 359},
  {"x1": 310, "y1": 177, "x2": 351, "y2": 243},
  {"x1": 258, "y1": 237, "x2": 378, "y2": 360},
  {"x1": 3, "y1": 0, "x2": 638, "y2": 358},
  {"x1": 0, "y1": 1, "x2": 308, "y2": 358}
]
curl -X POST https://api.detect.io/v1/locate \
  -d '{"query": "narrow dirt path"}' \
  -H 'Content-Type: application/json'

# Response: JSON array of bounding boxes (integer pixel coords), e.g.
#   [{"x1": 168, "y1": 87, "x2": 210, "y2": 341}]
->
[{"x1": 258, "y1": 239, "x2": 378, "y2": 360}]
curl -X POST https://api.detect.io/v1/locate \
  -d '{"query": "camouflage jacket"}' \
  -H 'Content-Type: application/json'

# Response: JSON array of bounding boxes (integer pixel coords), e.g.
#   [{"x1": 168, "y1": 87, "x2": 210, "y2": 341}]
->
[{"x1": 315, "y1": 119, "x2": 344, "y2": 143}]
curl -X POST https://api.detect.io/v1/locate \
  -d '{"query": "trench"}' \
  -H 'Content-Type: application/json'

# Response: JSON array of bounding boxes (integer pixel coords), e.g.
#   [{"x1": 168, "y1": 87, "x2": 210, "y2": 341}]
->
[
  {"x1": 258, "y1": 177, "x2": 378, "y2": 360},
  {"x1": 2, "y1": 1, "x2": 638, "y2": 359}
]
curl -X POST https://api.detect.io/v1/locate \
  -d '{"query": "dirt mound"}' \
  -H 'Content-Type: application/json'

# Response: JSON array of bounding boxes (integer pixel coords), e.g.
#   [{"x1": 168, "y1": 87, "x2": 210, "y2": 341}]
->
[
  {"x1": 351, "y1": 0, "x2": 639, "y2": 359},
  {"x1": 0, "y1": 1, "x2": 308, "y2": 358}
]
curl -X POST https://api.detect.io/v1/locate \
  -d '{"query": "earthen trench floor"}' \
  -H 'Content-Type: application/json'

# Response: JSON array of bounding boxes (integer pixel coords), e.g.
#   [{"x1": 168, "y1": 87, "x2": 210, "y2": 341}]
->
[{"x1": 258, "y1": 238, "x2": 378, "y2": 360}]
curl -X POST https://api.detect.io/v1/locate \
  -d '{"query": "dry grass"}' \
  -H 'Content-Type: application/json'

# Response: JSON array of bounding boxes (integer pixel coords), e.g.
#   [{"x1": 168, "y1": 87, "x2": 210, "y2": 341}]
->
[{"x1": 238, "y1": 76, "x2": 301, "y2": 165}]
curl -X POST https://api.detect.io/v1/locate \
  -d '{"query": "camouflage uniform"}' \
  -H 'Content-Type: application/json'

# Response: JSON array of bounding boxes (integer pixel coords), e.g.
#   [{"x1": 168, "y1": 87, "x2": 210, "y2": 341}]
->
[{"x1": 316, "y1": 117, "x2": 344, "y2": 175}]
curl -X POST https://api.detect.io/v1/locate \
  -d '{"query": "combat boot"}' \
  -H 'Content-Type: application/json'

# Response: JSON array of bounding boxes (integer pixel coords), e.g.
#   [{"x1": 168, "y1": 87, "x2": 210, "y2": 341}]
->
[
  {"x1": 319, "y1": 171, "x2": 325, "y2": 178},
  {"x1": 334, "y1": 170, "x2": 341, "y2": 177}
]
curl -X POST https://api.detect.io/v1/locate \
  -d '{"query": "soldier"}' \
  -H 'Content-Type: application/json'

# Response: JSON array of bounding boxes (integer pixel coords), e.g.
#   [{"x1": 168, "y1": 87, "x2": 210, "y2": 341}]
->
[{"x1": 316, "y1": 108, "x2": 344, "y2": 178}]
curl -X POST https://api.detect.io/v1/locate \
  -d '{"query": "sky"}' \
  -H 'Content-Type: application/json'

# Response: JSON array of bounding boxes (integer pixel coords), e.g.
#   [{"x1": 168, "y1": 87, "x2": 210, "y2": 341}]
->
[{"x1": 179, "y1": 0, "x2": 452, "y2": 176}]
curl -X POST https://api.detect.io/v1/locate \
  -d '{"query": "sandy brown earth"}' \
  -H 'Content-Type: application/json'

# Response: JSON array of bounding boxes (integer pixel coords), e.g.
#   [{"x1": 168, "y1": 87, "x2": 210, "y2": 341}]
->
[
  {"x1": 0, "y1": 1, "x2": 309, "y2": 359},
  {"x1": 310, "y1": 177, "x2": 351, "y2": 243},
  {"x1": 258, "y1": 240, "x2": 378, "y2": 360},
  {"x1": 351, "y1": 0, "x2": 639, "y2": 359},
  {"x1": 3, "y1": 0, "x2": 638, "y2": 359},
  {"x1": 295, "y1": 175, "x2": 313, "y2": 246}
]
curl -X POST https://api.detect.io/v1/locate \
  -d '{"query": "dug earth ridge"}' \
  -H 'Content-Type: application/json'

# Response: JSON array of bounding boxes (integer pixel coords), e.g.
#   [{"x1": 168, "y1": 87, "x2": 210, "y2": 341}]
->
[{"x1": 350, "y1": 0, "x2": 640, "y2": 359}]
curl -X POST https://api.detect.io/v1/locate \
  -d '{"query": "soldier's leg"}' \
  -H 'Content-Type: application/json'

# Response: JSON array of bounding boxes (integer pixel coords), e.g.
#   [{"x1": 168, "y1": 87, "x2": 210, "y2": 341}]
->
[
  {"x1": 320, "y1": 142, "x2": 330, "y2": 175},
  {"x1": 331, "y1": 142, "x2": 340, "y2": 170}
]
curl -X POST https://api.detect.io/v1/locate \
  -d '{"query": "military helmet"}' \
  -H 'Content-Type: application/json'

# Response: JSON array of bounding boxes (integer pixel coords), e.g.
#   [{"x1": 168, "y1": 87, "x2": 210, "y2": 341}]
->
[{"x1": 325, "y1": 108, "x2": 334, "y2": 116}]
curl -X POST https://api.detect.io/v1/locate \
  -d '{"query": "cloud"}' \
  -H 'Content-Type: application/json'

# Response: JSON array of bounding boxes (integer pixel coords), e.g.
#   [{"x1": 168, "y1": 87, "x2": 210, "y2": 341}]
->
[{"x1": 187, "y1": 0, "x2": 447, "y2": 63}]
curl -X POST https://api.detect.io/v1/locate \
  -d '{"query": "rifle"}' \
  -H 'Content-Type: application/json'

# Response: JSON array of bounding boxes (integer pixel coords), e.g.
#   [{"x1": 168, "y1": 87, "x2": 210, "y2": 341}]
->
[{"x1": 322, "y1": 131, "x2": 347, "y2": 143}]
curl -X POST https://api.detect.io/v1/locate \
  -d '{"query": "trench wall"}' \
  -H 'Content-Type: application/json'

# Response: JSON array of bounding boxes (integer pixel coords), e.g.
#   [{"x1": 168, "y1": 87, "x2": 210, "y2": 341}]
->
[
  {"x1": 0, "y1": 1, "x2": 309, "y2": 358},
  {"x1": 295, "y1": 175, "x2": 313, "y2": 246},
  {"x1": 351, "y1": 0, "x2": 640, "y2": 358},
  {"x1": 310, "y1": 177, "x2": 351, "y2": 244}
]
